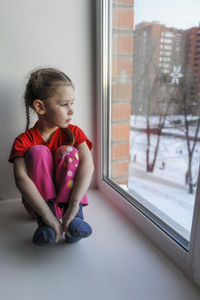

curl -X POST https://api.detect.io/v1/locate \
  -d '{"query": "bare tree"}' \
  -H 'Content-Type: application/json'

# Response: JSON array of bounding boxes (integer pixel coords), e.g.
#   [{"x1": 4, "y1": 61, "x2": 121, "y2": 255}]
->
[
  {"x1": 133, "y1": 45, "x2": 177, "y2": 173},
  {"x1": 182, "y1": 87, "x2": 200, "y2": 194}
]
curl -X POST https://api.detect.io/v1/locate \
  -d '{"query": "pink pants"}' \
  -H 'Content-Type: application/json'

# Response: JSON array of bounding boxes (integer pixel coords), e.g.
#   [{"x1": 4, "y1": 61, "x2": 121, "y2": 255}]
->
[{"x1": 22, "y1": 145, "x2": 88, "y2": 219}]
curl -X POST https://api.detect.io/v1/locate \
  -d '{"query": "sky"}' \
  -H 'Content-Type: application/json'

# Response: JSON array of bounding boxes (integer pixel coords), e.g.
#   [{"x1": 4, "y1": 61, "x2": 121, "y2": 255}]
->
[{"x1": 134, "y1": 0, "x2": 200, "y2": 30}]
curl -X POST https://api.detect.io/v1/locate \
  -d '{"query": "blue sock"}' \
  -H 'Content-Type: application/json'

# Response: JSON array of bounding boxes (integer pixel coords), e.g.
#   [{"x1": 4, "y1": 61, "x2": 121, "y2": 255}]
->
[
  {"x1": 65, "y1": 217, "x2": 92, "y2": 243},
  {"x1": 32, "y1": 224, "x2": 56, "y2": 246},
  {"x1": 65, "y1": 234, "x2": 82, "y2": 243}
]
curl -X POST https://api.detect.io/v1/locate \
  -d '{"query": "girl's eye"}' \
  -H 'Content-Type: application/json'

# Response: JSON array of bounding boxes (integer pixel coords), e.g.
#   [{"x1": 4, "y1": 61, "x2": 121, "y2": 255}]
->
[{"x1": 61, "y1": 103, "x2": 74, "y2": 107}]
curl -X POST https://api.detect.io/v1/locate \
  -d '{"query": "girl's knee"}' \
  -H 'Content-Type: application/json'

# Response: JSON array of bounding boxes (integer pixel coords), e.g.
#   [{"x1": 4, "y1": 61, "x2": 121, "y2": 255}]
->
[
  {"x1": 55, "y1": 145, "x2": 79, "y2": 161},
  {"x1": 56, "y1": 145, "x2": 78, "y2": 153},
  {"x1": 25, "y1": 145, "x2": 52, "y2": 159}
]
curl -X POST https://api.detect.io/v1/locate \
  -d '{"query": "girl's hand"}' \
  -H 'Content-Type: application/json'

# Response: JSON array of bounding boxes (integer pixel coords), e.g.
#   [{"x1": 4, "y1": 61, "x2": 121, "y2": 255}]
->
[
  {"x1": 62, "y1": 202, "x2": 80, "y2": 236},
  {"x1": 42, "y1": 213, "x2": 63, "y2": 243}
]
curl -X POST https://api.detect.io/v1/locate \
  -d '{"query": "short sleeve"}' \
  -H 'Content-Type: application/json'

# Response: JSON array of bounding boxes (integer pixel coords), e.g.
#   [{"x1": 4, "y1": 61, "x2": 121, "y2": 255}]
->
[
  {"x1": 8, "y1": 136, "x2": 32, "y2": 163},
  {"x1": 72, "y1": 126, "x2": 93, "y2": 151}
]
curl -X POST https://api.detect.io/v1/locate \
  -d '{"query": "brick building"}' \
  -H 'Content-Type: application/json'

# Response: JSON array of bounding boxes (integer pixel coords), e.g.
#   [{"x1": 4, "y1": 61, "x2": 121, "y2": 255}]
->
[
  {"x1": 111, "y1": 0, "x2": 134, "y2": 186},
  {"x1": 184, "y1": 25, "x2": 200, "y2": 114},
  {"x1": 132, "y1": 21, "x2": 185, "y2": 115}
]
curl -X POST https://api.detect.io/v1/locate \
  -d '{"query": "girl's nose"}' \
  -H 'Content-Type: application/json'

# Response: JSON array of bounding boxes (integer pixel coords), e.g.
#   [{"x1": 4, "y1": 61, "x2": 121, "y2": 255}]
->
[{"x1": 69, "y1": 109, "x2": 74, "y2": 115}]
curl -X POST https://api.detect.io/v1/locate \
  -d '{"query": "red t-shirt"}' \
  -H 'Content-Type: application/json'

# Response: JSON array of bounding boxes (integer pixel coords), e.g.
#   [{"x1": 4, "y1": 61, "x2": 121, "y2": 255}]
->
[{"x1": 9, "y1": 121, "x2": 93, "y2": 163}]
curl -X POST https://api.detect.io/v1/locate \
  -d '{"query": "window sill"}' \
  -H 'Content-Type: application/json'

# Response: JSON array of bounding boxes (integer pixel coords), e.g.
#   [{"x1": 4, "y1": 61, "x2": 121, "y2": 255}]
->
[{"x1": 97, "y1": 179, "x2": 189, "y2": 278}]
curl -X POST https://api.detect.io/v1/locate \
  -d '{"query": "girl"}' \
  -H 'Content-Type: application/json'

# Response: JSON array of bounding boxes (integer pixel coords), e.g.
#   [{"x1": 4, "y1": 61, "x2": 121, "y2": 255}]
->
[{"x1": 8, "y1": 67, "x2": 94, "y2": 246}]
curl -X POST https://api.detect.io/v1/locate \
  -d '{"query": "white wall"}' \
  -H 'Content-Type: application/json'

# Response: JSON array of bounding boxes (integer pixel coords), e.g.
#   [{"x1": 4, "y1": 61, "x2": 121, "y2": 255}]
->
[{"x1": 0, "y1": 0, "x2": 96, "y2": 199}]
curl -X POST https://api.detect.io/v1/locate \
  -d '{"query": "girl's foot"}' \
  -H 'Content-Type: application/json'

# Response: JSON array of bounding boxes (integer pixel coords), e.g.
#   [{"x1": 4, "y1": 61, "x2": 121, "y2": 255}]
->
[
  {"x1": 65, "y1": 217, "x2": 92, "y2": 243},
  {"x1": 32, "y1": 223, "x2": 56, "y2": 246}
]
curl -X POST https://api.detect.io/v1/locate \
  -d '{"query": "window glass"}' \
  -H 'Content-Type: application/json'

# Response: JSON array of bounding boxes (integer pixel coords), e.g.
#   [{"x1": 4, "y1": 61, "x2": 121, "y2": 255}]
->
[{"x1": 111, "y1": 0, "x2": 200, "y2": 245}]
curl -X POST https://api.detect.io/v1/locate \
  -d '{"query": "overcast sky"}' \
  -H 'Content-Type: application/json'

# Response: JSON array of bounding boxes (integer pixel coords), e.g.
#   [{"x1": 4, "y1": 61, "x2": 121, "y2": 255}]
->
[{"x1": 134, "y1": 0, "x2": 200, "y2": 30}]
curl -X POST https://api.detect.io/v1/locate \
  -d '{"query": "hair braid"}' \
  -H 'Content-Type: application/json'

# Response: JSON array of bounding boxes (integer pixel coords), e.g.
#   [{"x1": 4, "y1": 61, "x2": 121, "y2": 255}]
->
[
  {"x1": 64, "y1": 127, "x2": 75, "y2": 146},
  {"x1": 25, "y1": 104, "x2": 30, "y2": 131}
]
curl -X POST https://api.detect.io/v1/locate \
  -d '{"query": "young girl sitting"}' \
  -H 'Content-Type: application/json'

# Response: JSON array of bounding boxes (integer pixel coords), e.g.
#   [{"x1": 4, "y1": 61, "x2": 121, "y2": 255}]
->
[{"x1": 8, "y1": 67, "x2": 94, "y2": 246}]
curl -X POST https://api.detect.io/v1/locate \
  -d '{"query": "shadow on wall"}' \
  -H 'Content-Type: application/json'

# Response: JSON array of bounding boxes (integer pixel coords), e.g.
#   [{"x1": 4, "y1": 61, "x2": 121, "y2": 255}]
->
[{"x1": 0, "y1": 78, "x2": 27, "y2": 200}]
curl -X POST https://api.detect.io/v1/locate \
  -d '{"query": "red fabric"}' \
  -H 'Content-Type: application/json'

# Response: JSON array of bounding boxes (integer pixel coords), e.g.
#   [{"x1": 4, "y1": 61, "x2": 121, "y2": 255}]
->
[{"x1": 9, "y1": 121, "x2": 93, "y2": 163}]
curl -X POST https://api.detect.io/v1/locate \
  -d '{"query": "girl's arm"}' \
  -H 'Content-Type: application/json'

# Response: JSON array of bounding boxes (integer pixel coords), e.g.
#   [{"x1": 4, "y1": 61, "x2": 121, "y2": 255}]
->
[
  {"x1": 62, "y1": 142, "x2": 94, "y2": 234},
  {"x1": 13, "y1": 157, "x2": 63, "y2": 242}
]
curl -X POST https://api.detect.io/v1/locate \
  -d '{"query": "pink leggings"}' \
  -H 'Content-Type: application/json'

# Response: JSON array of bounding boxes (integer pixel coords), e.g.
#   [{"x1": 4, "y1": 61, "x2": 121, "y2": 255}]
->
[{"x1": 22, "y1": 145, "x2": 88, "y2": 219}]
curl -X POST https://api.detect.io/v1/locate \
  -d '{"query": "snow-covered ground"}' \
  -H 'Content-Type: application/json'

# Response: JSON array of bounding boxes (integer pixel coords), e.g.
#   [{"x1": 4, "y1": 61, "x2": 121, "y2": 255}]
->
[
  {"x1": 128, "y1": 174, "x2": 194, "y2": 239},
  {"x1": 130, "y1": 114, "x2": 200, "y2": 137},
  {"x1": 127, "y1": 115, "x2": 200, "y2": 240}
]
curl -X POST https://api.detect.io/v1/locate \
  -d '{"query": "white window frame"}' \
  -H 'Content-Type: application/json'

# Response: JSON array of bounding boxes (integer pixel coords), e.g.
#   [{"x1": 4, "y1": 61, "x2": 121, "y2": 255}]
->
[{"x1": 96, "y1": 0, "x2": 200, "y2": 288}]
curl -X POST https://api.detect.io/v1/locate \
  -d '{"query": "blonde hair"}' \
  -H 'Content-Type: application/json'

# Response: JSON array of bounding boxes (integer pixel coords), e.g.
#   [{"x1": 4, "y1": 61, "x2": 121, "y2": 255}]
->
[{"x1": 24, "y1": 67, "x2": 75, "y2": 146}]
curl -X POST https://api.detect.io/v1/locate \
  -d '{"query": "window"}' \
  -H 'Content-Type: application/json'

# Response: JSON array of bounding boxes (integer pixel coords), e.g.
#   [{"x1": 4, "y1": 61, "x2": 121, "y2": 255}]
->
[
  {"x1": 165, "y1": 31, "x2": 174, "y2": 37},
  {"x1": 162, "y1": 63, "x2": 170, "y2": 67},
  {"x1": 164, "y1": 44, "x2": 172, "y2": 50},
  {"x1": 161, "y1": 38, "x2": 172, "y2": 44},
  {"x1": 161, "y1": 31, "x2": 174, "y2": 38},
  {"x1": 160, "y1": 51, "x2": 171, "y2": 56},
  {"x1": 97, "y1": 0, "x2": 200, "y2": 288},
  {"x1": 164, "y1": 38, "x2": 172, "y2": 43},
  {"x1": 163, "y1": 57, "x2": 171, "y2": 62}
]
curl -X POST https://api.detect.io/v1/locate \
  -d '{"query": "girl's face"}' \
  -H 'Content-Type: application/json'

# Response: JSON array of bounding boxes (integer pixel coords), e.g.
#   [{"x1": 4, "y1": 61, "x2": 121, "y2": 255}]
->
[{"x1": 43, "y1": 85, "x2": 75, "y2": 128}]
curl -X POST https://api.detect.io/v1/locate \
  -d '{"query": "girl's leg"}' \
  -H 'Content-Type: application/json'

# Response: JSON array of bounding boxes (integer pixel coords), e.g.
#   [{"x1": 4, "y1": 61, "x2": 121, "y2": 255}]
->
[
  {"x1": 53, "y1": 145, "x2": 88, "y2": 218},
  {"x1": 23, "y1": 145, "x2": 58, "y2": 246},
  {"x1": 62, "y1": 203, "x2": 92, "y2": 243},
  {"x1": 23, "y1": 145, "x2": 57, "y2": 217},
  {"x1": 54, "y1": 145, "x2": 80, "y2": 202},
  {"x1": 54, "y1": 146, "x2": 92, "y2": 242},
  {"x1": 32, "y1": 200, "x2": 57, "y2": 246}
]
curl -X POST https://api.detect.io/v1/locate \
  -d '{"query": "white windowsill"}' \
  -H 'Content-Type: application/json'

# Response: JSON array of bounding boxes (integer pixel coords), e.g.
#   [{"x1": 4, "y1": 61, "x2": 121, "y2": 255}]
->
[{"x1": 0, "y1": 188, "x2": 200, "y2": 299}]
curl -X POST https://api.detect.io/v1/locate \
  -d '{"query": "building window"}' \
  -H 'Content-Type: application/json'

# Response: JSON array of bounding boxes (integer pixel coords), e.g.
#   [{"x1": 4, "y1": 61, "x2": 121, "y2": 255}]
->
[
  {"x1": 163, "y1": 57, "x2": 171, "y2": 62},
  {"x1": 164, "y1": 44, "x2": 172, "y2": 50},
  {"x1": 164, "y1": 38, "x2": 173, "y2": 43},
  {"x1": 165, "y1": 31, "x2": 174, "y2": 37}
]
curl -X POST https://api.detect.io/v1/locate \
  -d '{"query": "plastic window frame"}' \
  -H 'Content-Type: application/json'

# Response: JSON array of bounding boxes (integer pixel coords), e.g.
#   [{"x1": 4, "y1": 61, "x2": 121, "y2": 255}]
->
[{"x1": 96, "y1": 0, "x2": 200, "y2": 288}]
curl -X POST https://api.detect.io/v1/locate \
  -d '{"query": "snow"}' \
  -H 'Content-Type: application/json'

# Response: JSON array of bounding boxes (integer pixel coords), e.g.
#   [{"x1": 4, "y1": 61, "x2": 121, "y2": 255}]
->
[
  {"x1": 126, "y1": 115, "x2": 200, "y2": 240},
  {"x1": 128, "y1": 175, "x2": 194, "y2": 238},
  {"x1": 130, "y1": 114, "x2": 200, "y2": 128},
  {"x1": 130, "y1": 115, "x2": 200, "y2": 138}
]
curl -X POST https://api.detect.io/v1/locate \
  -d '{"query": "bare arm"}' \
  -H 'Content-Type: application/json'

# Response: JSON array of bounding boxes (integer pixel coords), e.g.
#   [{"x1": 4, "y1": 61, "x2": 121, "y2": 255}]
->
[
  {"x1": 13, "y1": 157, "x2": 63, "y2": 242},
  {"x1": 62, "y1": 142, "x2": 94, "y2": 233}
]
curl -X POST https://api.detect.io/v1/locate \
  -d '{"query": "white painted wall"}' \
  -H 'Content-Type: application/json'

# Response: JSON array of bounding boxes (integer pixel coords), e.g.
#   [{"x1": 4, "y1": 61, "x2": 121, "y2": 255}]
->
[{"x1": 0, "y1": 0, "x2": 96, "y2": 199}]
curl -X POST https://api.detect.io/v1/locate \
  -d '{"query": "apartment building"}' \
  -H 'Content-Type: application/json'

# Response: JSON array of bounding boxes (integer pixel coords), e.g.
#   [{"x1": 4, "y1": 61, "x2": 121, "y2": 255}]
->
[{"x1": 132, "y1": 21, "x2": 186, "y2": 115}]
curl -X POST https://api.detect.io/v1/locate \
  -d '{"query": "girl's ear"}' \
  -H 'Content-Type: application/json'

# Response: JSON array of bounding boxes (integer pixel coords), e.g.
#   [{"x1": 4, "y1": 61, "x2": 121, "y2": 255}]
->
[{"x1": 33, "y1": 99, "x2": 45, "y2": 115}]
